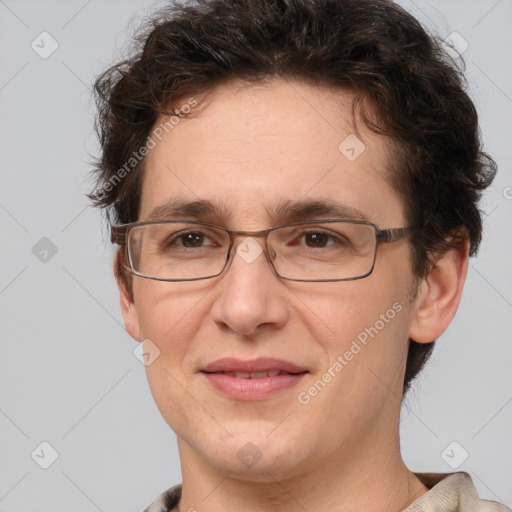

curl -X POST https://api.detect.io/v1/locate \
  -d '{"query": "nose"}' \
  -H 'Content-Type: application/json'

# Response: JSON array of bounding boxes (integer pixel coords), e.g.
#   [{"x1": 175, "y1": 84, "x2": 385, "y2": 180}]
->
[{"x1": 210, "y1": 236, "x2": 290, "y2": 336}]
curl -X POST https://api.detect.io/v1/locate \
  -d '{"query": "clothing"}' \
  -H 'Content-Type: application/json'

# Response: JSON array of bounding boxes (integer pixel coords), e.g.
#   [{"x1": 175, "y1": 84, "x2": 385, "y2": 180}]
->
[{"x1": 142, "y1": 472, "x2": 510, "y2": 512}]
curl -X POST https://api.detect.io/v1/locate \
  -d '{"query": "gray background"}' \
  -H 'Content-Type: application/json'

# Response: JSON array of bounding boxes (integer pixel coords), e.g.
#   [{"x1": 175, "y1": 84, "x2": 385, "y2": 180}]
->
[{"x1": 0, "y1": 0, "x2": 510, "y2": 510}]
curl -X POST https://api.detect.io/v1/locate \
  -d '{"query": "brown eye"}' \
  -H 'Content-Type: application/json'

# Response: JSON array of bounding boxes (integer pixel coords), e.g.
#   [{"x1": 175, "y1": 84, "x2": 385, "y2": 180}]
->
[
  {"x1": 303, "y1": 232, "x2": 330, "y2": 247},
  {"x1": 179, "y1": 232, "x2": 206, "y2": 247}
]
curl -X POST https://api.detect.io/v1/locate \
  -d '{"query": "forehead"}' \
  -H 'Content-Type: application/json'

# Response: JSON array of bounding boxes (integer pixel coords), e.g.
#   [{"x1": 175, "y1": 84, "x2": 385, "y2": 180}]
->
[{"x1": 140, "y1": 79, "x2": 405, "y2": 228}]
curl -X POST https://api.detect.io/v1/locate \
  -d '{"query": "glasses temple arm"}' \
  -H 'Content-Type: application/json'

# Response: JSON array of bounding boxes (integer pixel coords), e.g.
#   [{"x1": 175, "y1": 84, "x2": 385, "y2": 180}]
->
[
  {"x1": 110, "y1": 227, "x2": 127, "y2": 245},
  {"x1": 378, "y1": 227, "x2": 414, "y2": 243}
]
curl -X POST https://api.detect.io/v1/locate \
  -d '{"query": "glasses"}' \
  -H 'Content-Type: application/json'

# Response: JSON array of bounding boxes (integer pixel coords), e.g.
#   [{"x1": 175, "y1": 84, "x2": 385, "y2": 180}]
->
[{"x1": 110, "y1": 219, "x2": 413, "y2": 282}]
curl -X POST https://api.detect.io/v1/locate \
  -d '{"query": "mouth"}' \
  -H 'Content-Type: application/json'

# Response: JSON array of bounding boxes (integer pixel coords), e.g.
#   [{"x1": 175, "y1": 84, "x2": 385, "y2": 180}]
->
[
  {"x1": 200, "y1": 358, "x2": 309, "y2": 400},
  {"x1": 204, "y1": 370, "x2": 303, "y2": 378},
  {"x1": 201, "y1": 357, "x2": 308, "y2": 374}
]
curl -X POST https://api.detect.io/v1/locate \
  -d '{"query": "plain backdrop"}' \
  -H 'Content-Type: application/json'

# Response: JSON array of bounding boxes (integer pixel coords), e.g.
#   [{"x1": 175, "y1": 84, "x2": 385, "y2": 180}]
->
[{"x1": 0, "y1": 0, "x2": 511, "y2": 510}]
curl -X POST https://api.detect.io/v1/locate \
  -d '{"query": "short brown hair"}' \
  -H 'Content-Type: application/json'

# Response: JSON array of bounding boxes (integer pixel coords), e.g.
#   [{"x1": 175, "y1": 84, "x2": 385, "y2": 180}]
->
[{"x1": 88, "y1": 0, "x2": 496, "y2": 394}]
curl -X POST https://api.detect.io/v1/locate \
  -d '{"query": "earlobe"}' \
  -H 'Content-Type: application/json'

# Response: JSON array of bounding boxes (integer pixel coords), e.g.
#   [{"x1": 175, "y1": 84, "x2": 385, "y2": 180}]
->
[
  {"x1": 114, "y1": 252, "x2": 142, "y2": 342},
  {"x1": 408, "y1": 239, "x2": 469, "y2": 344}
]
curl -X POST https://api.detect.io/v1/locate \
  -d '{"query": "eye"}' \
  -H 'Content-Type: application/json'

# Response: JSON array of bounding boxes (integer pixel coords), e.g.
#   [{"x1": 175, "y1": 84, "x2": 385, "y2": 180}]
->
[
  {"x1": 294, "y1": 230, "x2": 349, "y2": 249},
  {"x1": 177, "y1": 232, "x2": 210, "y2": 247},
  {"x1": 170, "y1": 230, "x2": 216, "y2": 248},
  {"x1": 301, "y1": 231, "x2": 335, "y2": 248},
  {"x1": 273, "y1": 224, "x2": 354, "y2": 252}
]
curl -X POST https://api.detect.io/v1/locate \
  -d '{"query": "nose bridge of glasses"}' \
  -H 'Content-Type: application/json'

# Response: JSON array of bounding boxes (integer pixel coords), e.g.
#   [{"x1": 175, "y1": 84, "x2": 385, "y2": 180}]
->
[
  {"x1": 227, "y1": 227, "x2": 273, "y2": 254},
  {"x1": 222, "y1": 228, "x2": 279, "y2": 277},
  {"x1": 228, "y1": 226, "x2": 271, "y2": 238}
]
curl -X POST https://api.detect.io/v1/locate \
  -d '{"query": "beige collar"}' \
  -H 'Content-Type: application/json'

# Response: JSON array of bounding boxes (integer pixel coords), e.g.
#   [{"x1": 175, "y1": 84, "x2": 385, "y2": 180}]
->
[{"x1": 406, "y1": 472, "x2": 509, "y2": 511}]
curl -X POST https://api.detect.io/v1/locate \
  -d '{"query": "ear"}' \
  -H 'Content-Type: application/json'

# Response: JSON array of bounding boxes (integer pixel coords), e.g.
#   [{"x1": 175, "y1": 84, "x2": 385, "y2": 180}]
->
[
  {"x1": 114, "y1": 250, "x2": 142, "y2": 342},
  {"x1": 408, "y1": 238, "x2": 469, "y2": 343}
]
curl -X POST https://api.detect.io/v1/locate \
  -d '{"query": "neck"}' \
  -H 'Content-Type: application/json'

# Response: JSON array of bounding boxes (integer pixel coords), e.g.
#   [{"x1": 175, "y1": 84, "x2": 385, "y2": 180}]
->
[{"x1": 174, "y1": 429, "x2": 428, "y2": 512}]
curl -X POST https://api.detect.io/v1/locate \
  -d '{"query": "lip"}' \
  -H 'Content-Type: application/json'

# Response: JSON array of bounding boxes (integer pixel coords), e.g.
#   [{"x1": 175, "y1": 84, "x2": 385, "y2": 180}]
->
[
  {"x1": 201, "y1": 357, "x2": 309, "y2": 401},
  {"x1": 202, "y1": 373, "x2": 308, "y2": 401},
  {"x1": 202, "y1": 357, "x2": 308, "y2": 374}
]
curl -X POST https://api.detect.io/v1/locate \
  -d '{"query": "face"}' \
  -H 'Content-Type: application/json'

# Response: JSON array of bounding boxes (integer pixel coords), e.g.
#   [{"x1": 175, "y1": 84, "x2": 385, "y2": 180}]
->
[{"x1": 121, "y1": 79, "x2": 421, "y2": 480}]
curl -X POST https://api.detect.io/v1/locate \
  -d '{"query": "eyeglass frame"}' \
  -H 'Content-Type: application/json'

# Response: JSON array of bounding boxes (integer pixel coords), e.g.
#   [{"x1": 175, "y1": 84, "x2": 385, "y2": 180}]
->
[{"x1": 110, "y1": 219, "x2": 413, "y2": 283}]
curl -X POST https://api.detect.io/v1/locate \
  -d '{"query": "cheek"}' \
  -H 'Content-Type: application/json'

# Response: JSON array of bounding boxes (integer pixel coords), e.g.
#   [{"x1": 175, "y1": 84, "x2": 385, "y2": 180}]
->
[
  {"x1": 134, "y1": 281, "x2": 214, "y2": 430},
  {"x1": 299, "y1": 293, "x2": 411, "y2": 424},
  {"x1": 303, "y1": 273, "x2": 408, "y2": 341},
  {"x1": 133, "y1": 280, "x2": 211, "y2": 366},
  {"x1": 303, "y1": 273, "x2": 414, "y2": 393}
]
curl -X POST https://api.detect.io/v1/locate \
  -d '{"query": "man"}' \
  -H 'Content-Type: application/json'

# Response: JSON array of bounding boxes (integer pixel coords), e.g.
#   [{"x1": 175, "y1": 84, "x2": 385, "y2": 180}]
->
[{"x1": 88, "y1": 0, "x2": 508, "y2": 510}]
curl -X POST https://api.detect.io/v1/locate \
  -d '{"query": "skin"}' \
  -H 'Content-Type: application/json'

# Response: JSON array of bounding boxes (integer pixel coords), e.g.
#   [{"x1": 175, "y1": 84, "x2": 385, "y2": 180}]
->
[{"x1": 117, "y1": 79, "x2": 469, "y2": 512}]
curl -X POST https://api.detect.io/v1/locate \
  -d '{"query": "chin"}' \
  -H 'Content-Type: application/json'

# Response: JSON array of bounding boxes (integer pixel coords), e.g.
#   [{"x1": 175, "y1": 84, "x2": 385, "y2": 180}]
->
[{"x1": 192, "y1": 423, "x2": 310, "y2": 478}]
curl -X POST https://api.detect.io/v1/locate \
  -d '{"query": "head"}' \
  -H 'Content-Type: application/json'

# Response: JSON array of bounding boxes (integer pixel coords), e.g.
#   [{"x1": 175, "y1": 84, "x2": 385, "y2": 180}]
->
[{"x1": 89, "y1": 0, "x2": 496, "y2": 478}]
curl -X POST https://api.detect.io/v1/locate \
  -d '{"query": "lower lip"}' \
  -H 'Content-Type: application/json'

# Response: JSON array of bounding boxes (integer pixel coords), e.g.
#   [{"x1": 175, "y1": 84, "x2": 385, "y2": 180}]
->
[{"x1": 202, "y1": 372, "x2": 308, "y2": 400}]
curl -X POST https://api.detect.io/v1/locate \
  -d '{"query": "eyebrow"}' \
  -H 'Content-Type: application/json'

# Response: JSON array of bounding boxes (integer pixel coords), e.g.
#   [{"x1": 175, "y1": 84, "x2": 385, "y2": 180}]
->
[{"x1": 145, "y1": 197, "x2": 370, "y2": 224}]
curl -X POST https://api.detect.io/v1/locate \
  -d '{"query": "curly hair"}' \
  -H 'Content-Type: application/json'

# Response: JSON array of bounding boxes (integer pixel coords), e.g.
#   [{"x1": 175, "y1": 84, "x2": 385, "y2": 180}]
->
[{"x1": 88, "y1": 0, "x2": 497, "y2": 394}]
